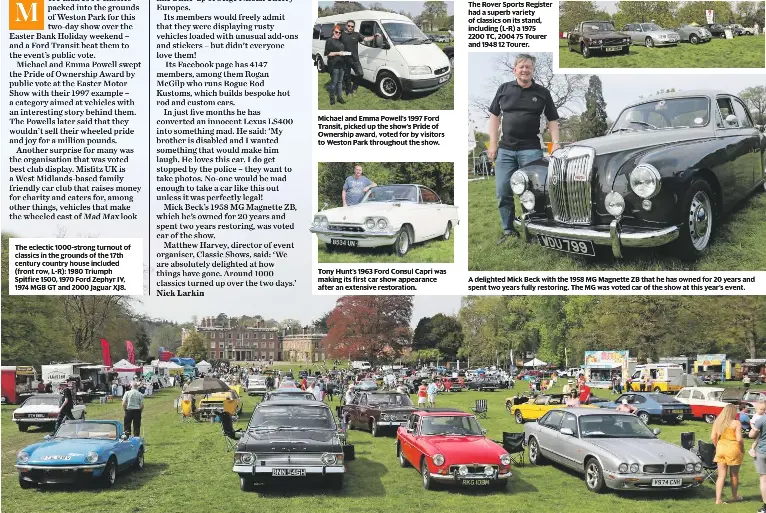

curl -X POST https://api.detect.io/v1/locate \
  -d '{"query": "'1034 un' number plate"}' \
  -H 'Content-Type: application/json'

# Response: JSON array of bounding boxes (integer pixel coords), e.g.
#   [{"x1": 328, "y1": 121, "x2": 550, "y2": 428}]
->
[{"x1": 537, "y1": 235, "x2": 596, "y2": 256}]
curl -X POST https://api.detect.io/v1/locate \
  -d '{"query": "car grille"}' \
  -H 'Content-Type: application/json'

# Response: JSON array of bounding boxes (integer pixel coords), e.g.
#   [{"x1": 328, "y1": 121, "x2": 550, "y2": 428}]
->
[
  {"x1": 328, "y1": 224, "x2": 363, "y2": 232},
  {"x1": 547, "y1": 146, "x2": 595, "y2": 225},
  {"x1": 381, "y1": 413, "x2": 411, "y2": 421},
  {"x1": 603, "y1": 38, "x2": 625, "y2": 46},
  {"x1": 434, "y1": 66, "x2": 449, "y2": 75},
  {"x1": 643, "y1": 463, "x2": 686, "y2": 474},
  {"x1": 256, "y1": 453, "x2": 325, "y2": 466},
  {"x1": 200, "y1": 401, "x2": 224, "y2": 409},
  {"x1": 449, "y1": 464, "x2": 498, "y2": 477}
]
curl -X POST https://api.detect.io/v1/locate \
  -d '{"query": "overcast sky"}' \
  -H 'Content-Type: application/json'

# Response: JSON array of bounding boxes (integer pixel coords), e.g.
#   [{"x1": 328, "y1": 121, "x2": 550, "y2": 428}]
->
[
  {"x1": 467, "y1": 52, "x2": 766, "y2": 131},
  {"x1": 318, "y1": 1, "x2": 454, "y2": 16},
  {"x1": 595, "y1": 1, "x2": 739, "y2": 15},
  {"x1": 134, "y1": 294, "x2": 463, "y2": 326}
]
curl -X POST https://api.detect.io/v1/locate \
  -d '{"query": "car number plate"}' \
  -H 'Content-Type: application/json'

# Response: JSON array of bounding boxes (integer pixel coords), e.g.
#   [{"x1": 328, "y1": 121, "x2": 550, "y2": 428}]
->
[
  {"x1": 438, "y1": 74, "x2": 450, "y2": 84},
  {"x1": 605, "y1": 46, "x2": 622, "y2": 52},
  {"x1": 652, "y1": 478, "x2": 682, "y2": 487},
  {"x1": 272, "y1": 468, "x2": 306, "y2": 477},
  {"x1": 30, "y1": 414, "x2": 45, "y2": 418},
  {"x1": 461, "y1": 479, "x2": 490, "y2": 486},
  {"x1": 672, "y1": 409, "x2": 684, "y2": 414},
  {"x1": 537, "y1": 235, "x2": 596, "y2": 256},
  {"x1": 330, "y1": 239, "x2": 357, "y2": 247}
]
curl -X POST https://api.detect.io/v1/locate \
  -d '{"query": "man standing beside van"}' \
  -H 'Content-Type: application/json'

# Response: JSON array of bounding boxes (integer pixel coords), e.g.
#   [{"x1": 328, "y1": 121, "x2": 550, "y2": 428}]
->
[
  {"x1": 341, "y1": 20, "x2": 380, "y2": 95},
  {"x1": 488, "y1": 54, "x2": 560, "y2": 245}
]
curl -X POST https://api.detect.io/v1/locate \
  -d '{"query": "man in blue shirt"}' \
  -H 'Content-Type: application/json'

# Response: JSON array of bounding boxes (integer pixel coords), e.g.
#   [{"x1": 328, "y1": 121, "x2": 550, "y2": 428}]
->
[
  {"x1": 750, "y1": 403, "x2": 766, "y2": 513},
  {"x1": 342, "y1": 165, "x2": 376, "y2": 206}
]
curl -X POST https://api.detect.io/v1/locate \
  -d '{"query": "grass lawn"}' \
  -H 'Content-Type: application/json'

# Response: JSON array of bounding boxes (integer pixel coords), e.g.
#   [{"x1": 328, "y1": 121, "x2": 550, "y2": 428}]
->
[
  {"x1": 468, "y1": 178, "x2": 766, "y2": 271},
  {"x1": 2, "y1": 385, "x2": 763, "y2": 513},
  {"x1": 558, "y1": 36, "x2": 765, "y2": 68},
  {"x1": 317, "y1": 237, "x2": 454, "y2": 264},
  {"x1": 316, "y1": 43, "x2": 454, "y2": 111}
]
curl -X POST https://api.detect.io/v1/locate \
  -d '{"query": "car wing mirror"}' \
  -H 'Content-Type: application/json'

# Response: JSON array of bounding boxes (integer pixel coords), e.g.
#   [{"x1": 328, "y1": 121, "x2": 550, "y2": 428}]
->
[
  {"x1": 756, "y1": 124, "x2": 765, "y2": 133},
  {"x1": 652, "y1": 428, "x2": 661, "y2": 435},
  {"x1": 406, "y1": 427, "x2": 414, "y2": 433},
  {"x1": 380, "y1": 40, "x2": 390, "y2": 50},
  {"x1": 725, "y1": 114, "x2": 740, "y2": 127},
  {"x1": 481, "y1": 428, "x2": 487, "y2": 435},
  {"x1": 44, "y1": 434, "x2": 52, "y2": 441},
  {"x1": 120, "y1": 434, "x2": 129, "y2": 441},
  {"x1": 560, "y1": 427, "x2": 575, "y2": 436}
]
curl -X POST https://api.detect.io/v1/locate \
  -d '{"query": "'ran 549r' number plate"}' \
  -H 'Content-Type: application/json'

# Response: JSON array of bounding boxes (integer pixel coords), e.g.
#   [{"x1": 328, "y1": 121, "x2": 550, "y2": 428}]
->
[{"x1": 537, "y1": 235, "x2": 595, "y2": 256}]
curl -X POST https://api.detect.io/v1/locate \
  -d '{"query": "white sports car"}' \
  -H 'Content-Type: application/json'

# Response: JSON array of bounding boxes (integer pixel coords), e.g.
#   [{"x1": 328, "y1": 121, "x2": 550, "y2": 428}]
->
[
  {"x1": 311, "y1": 184, "x2": 459, "y2": 257},
  {"x1": 13, "y1": 394, "x2": 86, "y2": 432}
]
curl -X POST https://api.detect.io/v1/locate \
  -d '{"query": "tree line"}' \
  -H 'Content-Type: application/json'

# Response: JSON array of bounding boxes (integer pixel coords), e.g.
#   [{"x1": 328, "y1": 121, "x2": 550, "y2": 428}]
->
[
  {"x1": 320, "y1": 294, "x2": 766, "y2": 367},
  {"x1": 317, "y1": 1, "x2": 453, "y2": 31}
]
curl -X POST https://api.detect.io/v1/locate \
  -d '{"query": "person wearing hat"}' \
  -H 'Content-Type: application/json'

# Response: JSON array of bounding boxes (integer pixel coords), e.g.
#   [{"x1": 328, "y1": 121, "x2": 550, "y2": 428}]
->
[
  {"x1": 616, "y1": 398, "x2": 637, "y2": 414},
  {"x1": 562, "y1": 380, "x2": 572, "y2": 395}
]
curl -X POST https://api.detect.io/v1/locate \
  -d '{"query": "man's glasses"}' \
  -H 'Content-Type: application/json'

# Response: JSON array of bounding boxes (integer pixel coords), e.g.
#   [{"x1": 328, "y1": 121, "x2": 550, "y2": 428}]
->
[{"x1": 347, "y1": 24, "x2": 354, "y2": 28}]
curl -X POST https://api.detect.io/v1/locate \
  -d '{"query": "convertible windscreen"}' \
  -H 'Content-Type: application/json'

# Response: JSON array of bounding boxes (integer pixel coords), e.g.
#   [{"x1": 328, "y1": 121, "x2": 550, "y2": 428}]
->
[
  {"x1": 421, "y1": 416, "x2": 483, "y2": 436},
  {"x1": 382, "y1": 22, "x2": 431, "y2": 44},
  {"x1": 55, "y1": 423, "x2": 118, "y2": 440},
  {"x1": 250, "y1": 406, "x2": 335, "y2": 430},
  {"x1": 612, "y1": 97, "x2": 710, "y2": 132},
  {"x1": 363, "y1": 185, "x2": 418, "y2": 203},
  {"x1": 368, "y1": 394, "x2": 413, "y2": 406},
  {"x1": 579, "y1": 415, "x2": 656, "y2": 439},
  {"x1": 22, "y1": 396, "x2": 60, "y2": 407}
]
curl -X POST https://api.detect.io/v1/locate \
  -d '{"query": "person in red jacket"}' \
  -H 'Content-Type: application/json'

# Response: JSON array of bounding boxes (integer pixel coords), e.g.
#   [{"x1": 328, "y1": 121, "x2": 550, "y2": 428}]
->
[
  {"x1": 417, "y1": 383, "x2": 428, "y2": 407},
  {"x1": 579, "y1": 383, "x2": 591, "y2": 405},
  {"x1": 301, "y1": 377, "x2": 307, "y2": 390}
]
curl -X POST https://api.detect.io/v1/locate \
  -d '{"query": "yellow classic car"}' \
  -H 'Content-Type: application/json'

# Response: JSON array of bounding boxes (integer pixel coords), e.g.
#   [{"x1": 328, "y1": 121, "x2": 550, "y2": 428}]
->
[
  {"x1": 197, "y1": 390, "x2": 243, "y2": 418},
  {"x1": 227, "y1": 384, "x2": 246, "y2": 398},
  {"x1": 506, "y1": 394, "x2": 566, "y2": 424}
]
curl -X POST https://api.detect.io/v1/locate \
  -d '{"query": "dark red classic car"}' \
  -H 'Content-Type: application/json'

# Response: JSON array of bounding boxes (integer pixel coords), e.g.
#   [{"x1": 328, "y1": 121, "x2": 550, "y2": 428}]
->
[{"x1": 396, "y1": 410, "x2": 512, "y2": 490}]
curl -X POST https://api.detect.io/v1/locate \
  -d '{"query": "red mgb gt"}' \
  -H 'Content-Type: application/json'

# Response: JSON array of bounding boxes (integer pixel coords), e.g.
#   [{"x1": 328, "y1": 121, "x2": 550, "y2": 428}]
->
[{"x1": 396, "y1": 409, "x2": 512, "y2": 490}]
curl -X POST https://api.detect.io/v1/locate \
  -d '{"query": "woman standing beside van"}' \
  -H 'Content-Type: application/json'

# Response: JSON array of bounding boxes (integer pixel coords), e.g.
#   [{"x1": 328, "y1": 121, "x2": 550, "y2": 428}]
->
[{"x1": 324, "y1": 24, "x2": 347, "y2": 105}]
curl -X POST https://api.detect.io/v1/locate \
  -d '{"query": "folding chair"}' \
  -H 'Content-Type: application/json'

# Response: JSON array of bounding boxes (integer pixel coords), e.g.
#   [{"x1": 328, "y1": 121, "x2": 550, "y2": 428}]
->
[
  {"x1": 502, "y1": 432, "x2": 525, "y2": 467},
  {"x1": 697, "y1": 440, "x2": 718, "y2": 484},
  {"x1": 471, "y1": 399, "x2": 488, "y2": 419},
  {"x1": 680, "y1": 431, "x2": 696, "y2": 451},
  {"x1": 218, "y1": 410, "x2": 243, "y2": 452}
]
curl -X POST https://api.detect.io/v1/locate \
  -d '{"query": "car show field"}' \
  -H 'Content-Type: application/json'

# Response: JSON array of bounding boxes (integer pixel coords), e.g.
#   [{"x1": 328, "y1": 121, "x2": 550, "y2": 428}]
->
[
  {"x1": 3, "y1": 385, "x2": 763, "y2": 513},
  {"x1": 559, "y1": 36, "x2": 765, "y2": 68}
]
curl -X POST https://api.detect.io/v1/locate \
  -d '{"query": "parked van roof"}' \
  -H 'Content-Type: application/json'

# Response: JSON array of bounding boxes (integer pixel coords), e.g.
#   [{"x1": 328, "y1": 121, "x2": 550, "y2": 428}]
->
[{"x1": 316, "y1": 10, "x2": 414, "y2": 23}]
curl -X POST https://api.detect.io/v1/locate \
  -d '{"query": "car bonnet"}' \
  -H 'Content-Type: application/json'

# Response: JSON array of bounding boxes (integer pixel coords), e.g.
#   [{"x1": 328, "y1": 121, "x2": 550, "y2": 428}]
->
[{"x1": 585, "y1": 437, "x2": 699, "y2": 464}]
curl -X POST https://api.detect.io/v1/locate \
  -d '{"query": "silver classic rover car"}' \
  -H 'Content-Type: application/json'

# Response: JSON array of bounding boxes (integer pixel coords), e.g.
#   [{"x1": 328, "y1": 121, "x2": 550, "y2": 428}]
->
[
  {"x1": 511, "y1": 90, "x2": 766, "y2": 261},
  {"x1": 621, "y1": 23, "x2": 680, "y2": 47},
  {"x1": 524, "y1": 409, "x2": 705, "y2": 493}
]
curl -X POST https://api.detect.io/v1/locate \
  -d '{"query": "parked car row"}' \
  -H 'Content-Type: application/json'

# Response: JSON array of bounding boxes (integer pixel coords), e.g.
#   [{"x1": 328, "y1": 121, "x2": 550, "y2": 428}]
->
[{"x1": 567, "y1": 20, "x2": 756, "y2": 57}]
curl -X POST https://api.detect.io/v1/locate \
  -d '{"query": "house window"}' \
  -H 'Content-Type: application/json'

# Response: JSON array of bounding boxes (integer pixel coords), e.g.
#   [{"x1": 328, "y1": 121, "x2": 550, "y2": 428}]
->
[
  {"x1": 228, "y1": 333, "x2": 232, "y2": 339},
  {"x1": 210, "y1": 342, "x2": 215, "y2": 349}
]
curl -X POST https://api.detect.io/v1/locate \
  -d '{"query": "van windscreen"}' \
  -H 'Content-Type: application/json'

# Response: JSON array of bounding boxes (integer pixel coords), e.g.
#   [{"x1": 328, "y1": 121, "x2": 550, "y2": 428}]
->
[{"x1": 382, "y1": 22, "x2": 431, "y2": 44}]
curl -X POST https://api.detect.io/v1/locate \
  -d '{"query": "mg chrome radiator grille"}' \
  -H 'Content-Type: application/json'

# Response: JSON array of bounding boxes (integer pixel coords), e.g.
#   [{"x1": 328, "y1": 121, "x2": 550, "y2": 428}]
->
[{"x1": 547, "y1": 147, "x2": 595, "y2": 225}]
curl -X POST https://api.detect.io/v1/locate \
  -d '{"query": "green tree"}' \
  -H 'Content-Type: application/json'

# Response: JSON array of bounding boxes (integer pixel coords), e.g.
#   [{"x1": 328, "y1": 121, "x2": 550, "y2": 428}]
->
[
  {"x1": 411, "y1": 314, "x2": 463, "y2": 360},
  {"x1": 313, "y1": 312, "x2": 331, "y2": 333},
  {"x1": 559, "y1": 1, "x2": 612, "y2": 33},
  {"x1": 740, "y1": 85, "x2": 766, "y2": 125},
  {"x1": 675, "y1": 1, "x2": 734, "y2": 25},
  {"x1": 614, "y1": 1, "x2": 678, "y2": 28},
  {"x1": 581, "y1": 75, "x2": 609, "y2": 139},
  {"x1": 280, "y1": 318, "x2": 303, "y2": 335},
  {"x1": 176, "y1": 331, "x2": 207, "y2": 361},
  {"x1": 135, "y1": 324, "x2": 150, "y2": 361}
]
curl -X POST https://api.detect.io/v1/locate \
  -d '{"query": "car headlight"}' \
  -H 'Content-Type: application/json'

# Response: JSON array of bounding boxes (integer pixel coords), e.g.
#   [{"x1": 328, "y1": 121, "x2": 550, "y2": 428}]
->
[
  {"x1": 695, "y1": 462, "x2": 702, "y2": 472},
  {"x1": 484, "y1": 465, "x2": 495, "y2": 476},
  {"x1": 618, "y1": 463, "x2": 629, "y2": 473},
  {"x1": 17, "y1": 451, "x2": 29, "y2": 464},
  {"x1": 86, "y1": 451, "x2": 99, "y2": 464},
  {"x1": 605, "y1": 191, "x2": 625, "y2": 216},
  {"x1": 500, "y1": 454, "x2": 511, "y2": 466},
  {"x1": 365, "y1": 218, "x2": 376, "y2": 230},
  {"x1": 629, "y1": 463, "x2": 640, "y2": 473},
  {"x1": 685, "y1": 463, "x2": 695, "y2": 473},
  {"x1": 510, "y1": 170, "x2": 528, "y2": 195},
  {"x1": 321, "y1": 453, "x2": 338, "y2": 465},
  {"x1": 432, "y1": 453, "x2": 445, "y2": 466},
  {"x1": 313, "y1": 216, "x2": 320, "y2": 227},
  {"x1": 409, "y1": 65, "x2": 432, "y2": 75},
  {"x1": 629, "y1": 164, "x2": 661, "y2": 198},
  {"x1": 320, "y1": 217, "x2": 329, "y2": 228},
  {"x1": 660, "y1": 34, "x2": 667, "y2": 39},
  {"x1": 238, "y1": 452, "x2": 255, "y2": 465},
  {"x1": 458, "y1": 464, "x2": 468, "y2": 476},
  {"x1": 520, "y1": 190, "x2": 535, "y2": 211},
  {"x1": 377, "y1": 218, "x2": 387, "y2": 230}
]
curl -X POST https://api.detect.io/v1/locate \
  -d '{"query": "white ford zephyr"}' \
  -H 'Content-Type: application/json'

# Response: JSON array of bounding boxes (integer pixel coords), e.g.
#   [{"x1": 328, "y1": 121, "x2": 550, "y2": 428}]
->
[{"x1": 310, "y1": 184, "x2": 459, "y2": 257}]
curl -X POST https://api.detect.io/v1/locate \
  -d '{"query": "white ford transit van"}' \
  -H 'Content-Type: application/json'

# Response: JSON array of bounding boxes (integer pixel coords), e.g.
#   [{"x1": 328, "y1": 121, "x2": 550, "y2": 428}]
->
[{"x1": 312, "y1": 10, "x2": 452, "y2": 99}]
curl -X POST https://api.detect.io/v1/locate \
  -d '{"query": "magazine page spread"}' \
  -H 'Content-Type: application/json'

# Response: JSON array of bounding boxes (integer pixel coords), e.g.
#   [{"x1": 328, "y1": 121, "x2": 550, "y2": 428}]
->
[{"x1": 1, "y1": 0, "x2": 765, "y2": 511}]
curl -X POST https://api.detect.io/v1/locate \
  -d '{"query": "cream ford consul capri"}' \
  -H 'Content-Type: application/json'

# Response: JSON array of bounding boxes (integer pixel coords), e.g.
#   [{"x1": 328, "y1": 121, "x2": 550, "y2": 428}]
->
[{"x1": 310, "y1": 184, "x2": 459, "y2": 257}]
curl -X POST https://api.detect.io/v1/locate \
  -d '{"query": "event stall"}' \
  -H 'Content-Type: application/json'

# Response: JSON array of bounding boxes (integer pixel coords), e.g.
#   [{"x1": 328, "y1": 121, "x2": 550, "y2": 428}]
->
[
  {"x1": 112, "y1": 359, "x2": 141, "y2": 384},
  {"x1": 584, "y1": 350, "x2": 630, "y2": 388},
  {"x1": 196, "y1": 360, "x2": 212, "y2": 374}
]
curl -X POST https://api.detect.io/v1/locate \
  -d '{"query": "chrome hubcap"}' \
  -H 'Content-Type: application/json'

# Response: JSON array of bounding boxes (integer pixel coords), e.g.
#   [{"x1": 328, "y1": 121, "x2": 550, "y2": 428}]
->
[
  {"x1": 529, "y1": 442, "x2": 537, "y2": 461},
  {"x1": 138, "y1": 452, "x2": 144, "y2": 468},
  {"x1": 646, "y1": 39, "x2": 652, "y2": 47},
  {"x1": 399, "y1": 232, "x2": 409, "y2": 253},
  {"x1": 381, "y1": 78, "x2": 396, "y2": 95},
  {"x1": 640, "y1": 413, "x2": 649, "y2": 423},
  {"x1": 689, "y1": 191, "x2": 712, "y2": 250},
  {"x1": 586, "y1": 464, "x2": 598, "y2": 488},
  {"x1": 109, "y1": 465, "x2": 115, "y2": 483}
]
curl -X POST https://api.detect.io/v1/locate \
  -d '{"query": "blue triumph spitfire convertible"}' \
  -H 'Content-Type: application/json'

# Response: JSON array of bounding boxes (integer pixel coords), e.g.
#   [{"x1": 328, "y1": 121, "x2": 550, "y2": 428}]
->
[{"x1": 15, "y1": 420, "x2": 145, "y2": 488}]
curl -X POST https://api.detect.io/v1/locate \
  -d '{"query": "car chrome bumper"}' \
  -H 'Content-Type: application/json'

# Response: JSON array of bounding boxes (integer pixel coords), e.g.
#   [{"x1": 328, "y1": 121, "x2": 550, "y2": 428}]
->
[
  {"x1": 233, "y1": 465, "x2": 345, "y2": 474},
  {"x1": 13, "y1": 418, "x2": 55, "y2": 423},
  {"x1": 376, "y1": 421, "x2": 407, "y2": 426},
  {"x1": 604, "y1": 472, "x2": 704, "y2": 490},
  {"x1": 430, "y1": 471, "x2": 512, "y2": 481},
  {"x1": 311, "y1": 227, "x2": 398, "y2": 247},
  {"x1": 16, "y1": 463, "x2": 106, "y2": 471},
  {"x1": 513, "y1": 215, "x2": 679, "y2": 258}
]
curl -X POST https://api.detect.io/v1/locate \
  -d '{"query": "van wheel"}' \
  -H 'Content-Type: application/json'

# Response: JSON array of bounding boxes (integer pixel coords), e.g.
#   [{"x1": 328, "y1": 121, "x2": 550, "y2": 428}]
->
[
  {"x1": 441, "y1": 221, "x2": 452, "y2": 241},
  {"x1": 314, "y1": 54, "x2": 325, "y2": 73},
  {"x1": 376, "y1": 71, "x2": 402, "y2": 99}
]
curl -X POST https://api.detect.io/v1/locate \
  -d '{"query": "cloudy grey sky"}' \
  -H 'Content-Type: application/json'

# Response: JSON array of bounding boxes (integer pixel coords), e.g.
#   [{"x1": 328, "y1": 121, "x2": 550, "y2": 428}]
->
[
  {"x1": 595, "y1": 1, "x2": 740, "y2": 15},
  {"x1": 318, "y1": 1, "x2": 454, "y2": 16},
  {"x1": 467, "y1": 52, "x2": 765, "y2": 129}
]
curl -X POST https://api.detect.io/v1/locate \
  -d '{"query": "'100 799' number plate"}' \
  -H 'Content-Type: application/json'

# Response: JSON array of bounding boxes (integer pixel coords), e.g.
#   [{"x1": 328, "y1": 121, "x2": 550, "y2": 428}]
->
[{"x1": 537, "y1": 235, "x2": 595, "y2": 256}]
